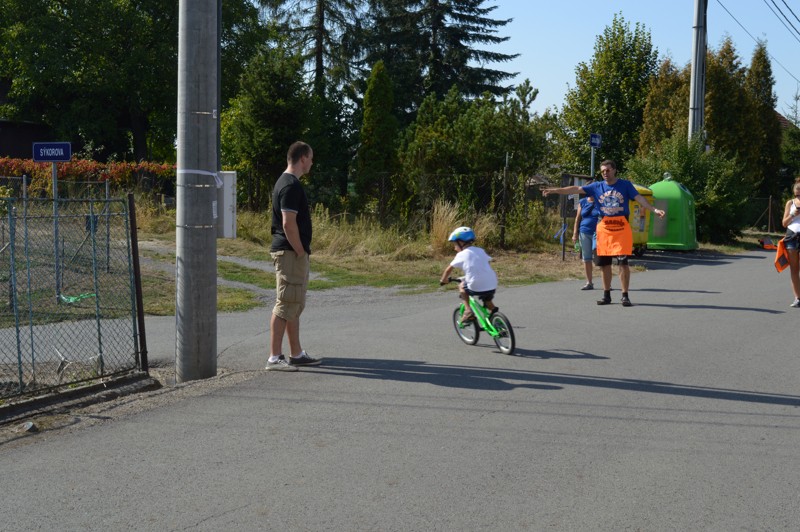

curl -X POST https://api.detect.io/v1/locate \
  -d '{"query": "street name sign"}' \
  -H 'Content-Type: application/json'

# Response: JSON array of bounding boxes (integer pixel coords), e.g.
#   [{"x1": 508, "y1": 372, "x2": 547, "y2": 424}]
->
[{"x1": 33, "y1": 142, "x2": 72, "y2": 162}]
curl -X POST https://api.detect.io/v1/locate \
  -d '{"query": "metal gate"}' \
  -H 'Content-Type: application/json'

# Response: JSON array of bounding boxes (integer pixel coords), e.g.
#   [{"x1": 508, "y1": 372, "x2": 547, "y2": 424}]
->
[{"x1": 0, "y1": 198, "x2": 142, "y2": 400}]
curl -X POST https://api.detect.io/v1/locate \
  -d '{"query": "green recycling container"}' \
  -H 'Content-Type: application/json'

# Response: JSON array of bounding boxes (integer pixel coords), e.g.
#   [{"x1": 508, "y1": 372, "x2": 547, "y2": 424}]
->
[{"x1": 647, "y1": 178, "x2": 698, "y2": 250}]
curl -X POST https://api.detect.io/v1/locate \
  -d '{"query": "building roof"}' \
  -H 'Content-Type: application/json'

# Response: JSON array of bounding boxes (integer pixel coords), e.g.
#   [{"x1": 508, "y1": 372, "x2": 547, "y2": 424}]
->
[{"x1": 776, "y1": 111, "x2": 797, "y2": 130}]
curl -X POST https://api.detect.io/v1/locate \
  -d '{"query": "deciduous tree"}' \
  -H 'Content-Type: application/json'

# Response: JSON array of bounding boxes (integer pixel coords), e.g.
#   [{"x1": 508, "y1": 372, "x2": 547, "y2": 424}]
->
[
  {"x1": 555, "y1": 13, "x2": 658, "y2": 174},
  {"x1": 0, "y1": 0, "x2": 267, "y2": 162}
]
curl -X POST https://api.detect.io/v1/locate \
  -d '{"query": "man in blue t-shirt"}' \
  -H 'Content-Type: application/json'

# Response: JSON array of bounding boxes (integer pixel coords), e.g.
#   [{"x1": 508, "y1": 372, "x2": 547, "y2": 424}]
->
[
  {"x1": 544, "y1": 160, "x2": 665, "y2": 307},
  {"x1": 572, "y1": 195, "x2": 599, "y2": 290}
]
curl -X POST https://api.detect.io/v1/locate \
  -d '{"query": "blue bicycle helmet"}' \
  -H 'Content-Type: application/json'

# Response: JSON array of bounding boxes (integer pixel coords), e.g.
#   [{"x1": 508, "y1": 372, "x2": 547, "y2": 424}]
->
[{"x1": 448, "y1": 226, "x2": 476, "y2": 243}]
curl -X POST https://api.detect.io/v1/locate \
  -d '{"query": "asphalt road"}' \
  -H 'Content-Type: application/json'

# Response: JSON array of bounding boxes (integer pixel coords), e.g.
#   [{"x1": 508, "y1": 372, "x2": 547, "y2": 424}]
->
[{"x1": 2, "y1": 248, "x2": 799, "y2": 531}]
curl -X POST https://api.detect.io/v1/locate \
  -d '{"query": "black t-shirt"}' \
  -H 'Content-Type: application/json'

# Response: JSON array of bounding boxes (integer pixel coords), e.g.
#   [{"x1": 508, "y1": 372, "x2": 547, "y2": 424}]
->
[{"x1": 270, "y1": 172, "x2": 312, "y2": 253}]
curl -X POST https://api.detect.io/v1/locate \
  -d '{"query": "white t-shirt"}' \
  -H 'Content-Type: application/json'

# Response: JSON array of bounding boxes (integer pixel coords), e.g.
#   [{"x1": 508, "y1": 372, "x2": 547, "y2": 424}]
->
[
  {"x1": 789, "y1": 202, "x2": 800, "y2": 233},
  {"x1": 450, "y1": 246, "x2": 497, "y2": 292}
]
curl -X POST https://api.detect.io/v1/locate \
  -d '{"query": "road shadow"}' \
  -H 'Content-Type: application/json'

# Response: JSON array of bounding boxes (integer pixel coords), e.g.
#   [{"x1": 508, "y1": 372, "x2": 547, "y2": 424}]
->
[
  {"x1": 635, "y1": 288, "x2": 721, "y2": 294},
  {"x1": 634, "y1": 249, "x2": 768, "y2": 271},
  {"x1": 631, "y1": 303, "x2": 783, "y2": 314},
  {"x1": 314, "y1": 358, "x2": 800, "y2": 407},
  {"x1": 501, "y1": 347, "x2": 609, "y2": 360}
]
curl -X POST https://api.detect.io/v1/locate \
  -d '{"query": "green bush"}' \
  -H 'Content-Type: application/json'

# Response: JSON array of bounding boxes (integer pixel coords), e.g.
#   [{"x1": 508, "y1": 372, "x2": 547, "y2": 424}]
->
[{"x1": 627, "y1": 134, "x2": 750, "y2": 243}]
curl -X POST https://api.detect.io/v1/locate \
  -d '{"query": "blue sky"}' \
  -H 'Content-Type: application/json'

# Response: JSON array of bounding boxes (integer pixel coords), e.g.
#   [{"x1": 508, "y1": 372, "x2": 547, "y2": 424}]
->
[{"x1": 490, "y1": 0, "x2": 800, "y2": 117}]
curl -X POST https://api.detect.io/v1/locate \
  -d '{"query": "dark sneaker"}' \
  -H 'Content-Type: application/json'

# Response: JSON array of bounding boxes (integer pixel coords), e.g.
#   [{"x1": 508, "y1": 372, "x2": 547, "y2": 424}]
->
[
  {"x1": 621, "y1": 296, "x2": 633, "y2": 307},
  {"x1": 597, "y1": 297, "x2": 611, "y2": 305},
  {"x1": 289, "y1": 351, "x2": 322, "y2": 366},
  {"x1": 266, "y1": 355, "x2": 298, "y2": 372},
  {"x1": 581, "y1": 283, "x2": 594, "y2": 290}
]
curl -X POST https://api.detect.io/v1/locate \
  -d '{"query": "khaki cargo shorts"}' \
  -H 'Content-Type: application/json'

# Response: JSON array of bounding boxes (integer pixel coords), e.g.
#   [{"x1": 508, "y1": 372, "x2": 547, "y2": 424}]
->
[{"x1": 271, "y1": 250, "x2": 309, "y2": 321}]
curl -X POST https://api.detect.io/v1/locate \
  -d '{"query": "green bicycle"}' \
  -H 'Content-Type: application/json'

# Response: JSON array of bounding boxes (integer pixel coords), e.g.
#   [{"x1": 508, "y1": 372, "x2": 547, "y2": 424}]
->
[{"x1": 445, "y1": 277, "x2": 516, "y2": 356}]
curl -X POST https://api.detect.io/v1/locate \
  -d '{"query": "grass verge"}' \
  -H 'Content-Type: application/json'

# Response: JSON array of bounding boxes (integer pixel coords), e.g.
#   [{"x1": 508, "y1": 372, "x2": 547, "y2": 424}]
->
[{"x1": 136, "y1": 203, "x2": 766, "y2": 315}]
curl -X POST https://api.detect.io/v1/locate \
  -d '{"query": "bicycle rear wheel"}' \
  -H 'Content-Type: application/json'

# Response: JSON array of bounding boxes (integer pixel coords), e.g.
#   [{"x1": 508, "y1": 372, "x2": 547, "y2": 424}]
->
[
  {"x1": 490, "y1": 312, "x2": 515, "y2": 355},
  {"x1": 452, "y1": 307, "x2": 479, "y2": 345}
]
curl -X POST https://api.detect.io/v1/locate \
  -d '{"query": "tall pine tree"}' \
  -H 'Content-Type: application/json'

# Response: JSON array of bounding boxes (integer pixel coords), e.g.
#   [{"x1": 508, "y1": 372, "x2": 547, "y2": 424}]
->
[
  {"x1": 355, "y1": 60, "x2": 399, "y2": 217},
  {"x1": 783, "y1": 90, "x2": 800, "y2": 181},
  {"x1": 257, "y1": 0, "x2": 362, "y2": 97},
  {"x1": 745, "y1": 41, "x2": 783, "y2": 199},
  {"x1": 363, "y1": 0, "x2": 517, "y2": 124},
  {"x1": 638, "y1": 58, "x2": 689, "y2": 155},
  {"x1": 704, "y1": 38, "x2": 750, "y2": 159}
]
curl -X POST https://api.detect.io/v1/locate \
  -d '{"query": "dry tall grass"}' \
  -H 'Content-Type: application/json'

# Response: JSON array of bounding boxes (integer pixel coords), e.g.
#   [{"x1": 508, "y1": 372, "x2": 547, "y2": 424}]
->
[
  {"x1": 430, "y1": 199, "x2": 501, "y2": 257},
  {"x1": 312, "y1": 206, "x2": 429, "y2": 260},
  {"x1": 134, "y1": 195, "x2": 175, "y2": 234},
  {"x1": 430, "y1": 200, "x2": 461, "y2": 257},
  {"x1": 135, "y1": 198, "x2": 671, "y2": 290}
]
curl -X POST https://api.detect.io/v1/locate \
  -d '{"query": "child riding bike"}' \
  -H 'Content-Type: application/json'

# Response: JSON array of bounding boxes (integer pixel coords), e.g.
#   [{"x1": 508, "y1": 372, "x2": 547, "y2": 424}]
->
[{"x1": 439, "y1": 226, "x2": 498, "y2": 323}]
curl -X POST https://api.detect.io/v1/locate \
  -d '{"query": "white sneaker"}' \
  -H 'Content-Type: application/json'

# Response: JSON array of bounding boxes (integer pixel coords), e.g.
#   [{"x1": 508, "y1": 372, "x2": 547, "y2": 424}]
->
[
  {"x1": 791, "y1": 298, "x2": 800, "y2": 308},
  {"x1": 266, "y1": 355, "x2": 298, "y2": 371}
]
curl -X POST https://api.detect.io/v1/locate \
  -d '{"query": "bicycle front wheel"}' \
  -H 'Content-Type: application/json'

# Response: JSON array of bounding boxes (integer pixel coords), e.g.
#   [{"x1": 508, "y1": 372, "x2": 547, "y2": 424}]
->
[
  {"x1": 490, "y1": 312, "x2": 515, "y2": 355},
  {"x1": 452, "y1": 307, "x2": 479, "y2": 345}
]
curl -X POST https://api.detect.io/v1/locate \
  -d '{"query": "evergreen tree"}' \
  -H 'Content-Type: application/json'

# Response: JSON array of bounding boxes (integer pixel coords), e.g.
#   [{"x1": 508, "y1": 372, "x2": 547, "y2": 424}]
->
[
  {"x1": 703, "y1": 38, "x2": 750, "y2": 160},
  {"x1": 363, "y1": 0, "x2": 517, "y2": 123},
  {"x1": 302, "y1": 91, "x2": 354, "y2": 208},
  {"x1": 355, "y1": 60, "x2": 399, "y2": 217},
  {"x1": 555, "y1": 14, "x2": 658, "y2": 174},
  {"x1": 638, "y1": 58, "x2": 689, "y2": 155},
  {"x1": 255, "y1": 1, "x2": 360, "y2": 206},
  {"x1": 258, "y1": 0, "x2": 362, "y2": 97},
  {"x1": 783, "y1": 89, "x2": 800, "y2": 181},
  {"x1": 221, "y1": 2, "x2": 273, "y2": 109},
  {"x1": 744, "y1": 41, "x2": 783, "y2": 199},
  {"x1": 417, "y1": 0, "x2": 518, "y2": 99},
  {"x1": 361, "y1": 0, "x2": 425, "y2": 121},
  {"x1": 220, "y1": 44, "x2": 309, "y2": 209}
]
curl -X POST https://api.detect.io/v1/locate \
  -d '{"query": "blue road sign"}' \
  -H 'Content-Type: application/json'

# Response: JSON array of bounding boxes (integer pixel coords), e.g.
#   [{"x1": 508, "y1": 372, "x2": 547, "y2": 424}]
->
[
  {"x1": 590, "y1": 134, "x2": 602, "y2": 149},
  {"x1": 33, "y1": 142, "x2": 72, "y2": 162}
]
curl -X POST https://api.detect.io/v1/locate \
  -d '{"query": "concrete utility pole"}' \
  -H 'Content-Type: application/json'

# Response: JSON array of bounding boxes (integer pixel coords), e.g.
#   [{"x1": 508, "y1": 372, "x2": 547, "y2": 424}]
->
[
  {"x1": 688, "y1": 0, "x2": 708, "y2": 140},
  {"x1": 176, "y1": 0, "x2": 219, "y2": 382}
]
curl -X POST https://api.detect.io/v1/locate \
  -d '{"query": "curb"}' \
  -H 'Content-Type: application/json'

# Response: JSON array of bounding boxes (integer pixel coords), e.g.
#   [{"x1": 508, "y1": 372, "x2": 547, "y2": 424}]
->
[{"x1": 0, "y1": 372, "x2": 161, "y2": 426}]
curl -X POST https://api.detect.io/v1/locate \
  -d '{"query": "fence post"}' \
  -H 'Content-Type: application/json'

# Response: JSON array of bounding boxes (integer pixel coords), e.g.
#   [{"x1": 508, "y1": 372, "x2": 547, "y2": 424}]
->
[
  {"x1": 52, "y1": 163, "x2": 61, "y2": 302},
  {"x1": 127, "y1": 194, "x2": 148, "y2": 373}
]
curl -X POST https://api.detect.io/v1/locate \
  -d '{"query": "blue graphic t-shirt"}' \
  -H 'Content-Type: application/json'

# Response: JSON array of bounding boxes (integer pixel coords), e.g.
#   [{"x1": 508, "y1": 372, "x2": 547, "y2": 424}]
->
[
  {"x1": 581, "y1": 179, "x2": 639, "y2": 218},
  {"x1": 578, "y1": 197, "x2": 599, "y2": 234}
]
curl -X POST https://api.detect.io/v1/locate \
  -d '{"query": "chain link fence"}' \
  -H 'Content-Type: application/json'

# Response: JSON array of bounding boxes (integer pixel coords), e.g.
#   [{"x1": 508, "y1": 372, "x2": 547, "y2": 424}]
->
[{"x1": 0, "y1": 197, "x2": 142, "y2": 400}]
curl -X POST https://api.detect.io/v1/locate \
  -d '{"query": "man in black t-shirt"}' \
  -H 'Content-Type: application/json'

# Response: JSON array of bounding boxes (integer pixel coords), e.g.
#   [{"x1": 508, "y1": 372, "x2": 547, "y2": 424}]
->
[{"x1": 266, "y1": 141, "x2": 322, "y2": 371}]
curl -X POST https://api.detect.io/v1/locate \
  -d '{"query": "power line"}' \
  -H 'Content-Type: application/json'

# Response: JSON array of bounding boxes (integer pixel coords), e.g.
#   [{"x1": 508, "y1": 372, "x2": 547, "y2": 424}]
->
[
  {"x1": 715, "y1": 0, "x2": 800, "y2": 85},
  {"x1": 780, "y1": 0, "x2": 800, "y2": 27},
  {"x1": 764, "y1": 0, "x2": 800, "y2": 43}
]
